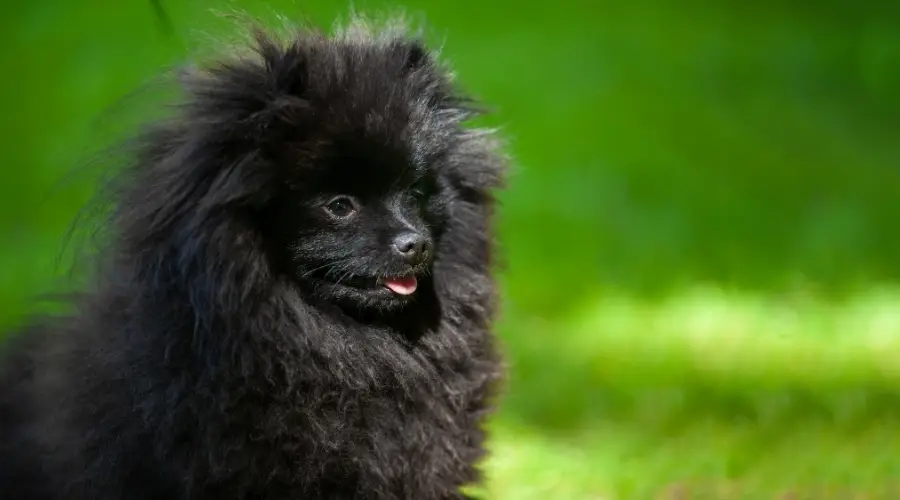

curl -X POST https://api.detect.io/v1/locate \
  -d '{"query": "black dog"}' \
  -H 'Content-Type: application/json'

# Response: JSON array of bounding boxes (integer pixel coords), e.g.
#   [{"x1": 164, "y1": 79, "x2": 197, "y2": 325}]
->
[{"x1": 0, "y1": 18, "x2": 506, "y2": 500}]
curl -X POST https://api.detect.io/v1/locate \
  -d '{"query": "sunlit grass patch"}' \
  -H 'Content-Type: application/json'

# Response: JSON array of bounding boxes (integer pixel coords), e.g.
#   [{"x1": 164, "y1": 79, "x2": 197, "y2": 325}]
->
[
  {"x1": 487, "y1": 287, "x2": 900, "y2": 498},
  {"x1": 517, "y1": 285, "x2": 900, "y2": 387},
  {"x1": 482, "y1": 417, "x2": 900, "y2": 499}
]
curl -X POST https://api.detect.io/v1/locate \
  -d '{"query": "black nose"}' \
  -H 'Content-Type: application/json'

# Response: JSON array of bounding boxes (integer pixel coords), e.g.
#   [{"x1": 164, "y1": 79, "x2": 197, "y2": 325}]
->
[{"x1": 392, "y1": 233, "x2": 430, "y2": 263}]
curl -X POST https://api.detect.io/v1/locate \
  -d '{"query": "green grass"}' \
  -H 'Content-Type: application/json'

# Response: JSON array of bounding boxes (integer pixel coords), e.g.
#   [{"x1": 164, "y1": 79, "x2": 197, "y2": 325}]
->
[
  {"x1": 3, "y1": 0, "x2": 900, "y2": 498},
  {"x1": 486, "y1": 289, "x2": 900, "y2": 498}
]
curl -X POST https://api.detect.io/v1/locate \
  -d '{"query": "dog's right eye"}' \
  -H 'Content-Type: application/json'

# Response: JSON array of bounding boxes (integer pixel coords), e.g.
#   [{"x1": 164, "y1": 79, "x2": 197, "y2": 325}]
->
[{"x1": 324, "y1": 196, "x2": 358, "y2": 219}]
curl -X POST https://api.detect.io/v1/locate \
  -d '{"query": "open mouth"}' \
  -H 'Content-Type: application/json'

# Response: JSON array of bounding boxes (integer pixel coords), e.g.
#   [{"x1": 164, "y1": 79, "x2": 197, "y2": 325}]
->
[
  {"x1": 379, "y1": 275, "x2": 418, "y2": 295},
  {"x1": 333, "y1": 274, "x2": 419, "y2": 296}
]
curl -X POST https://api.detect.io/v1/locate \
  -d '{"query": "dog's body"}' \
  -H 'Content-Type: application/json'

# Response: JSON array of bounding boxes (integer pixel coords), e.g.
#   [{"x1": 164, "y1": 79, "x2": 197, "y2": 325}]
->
[{"x1": 0, "y1": 20, "x2": 506, "y2": 500}]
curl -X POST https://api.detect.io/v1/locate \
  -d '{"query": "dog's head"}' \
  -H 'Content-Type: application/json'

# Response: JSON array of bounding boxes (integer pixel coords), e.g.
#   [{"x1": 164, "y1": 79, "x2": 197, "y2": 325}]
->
[
  {"x1": 247, "y1": 28, "x2": 470, "y2": 311},
  {"x1": 120, "y1": 22, "x2": 503, "y2": 316}
]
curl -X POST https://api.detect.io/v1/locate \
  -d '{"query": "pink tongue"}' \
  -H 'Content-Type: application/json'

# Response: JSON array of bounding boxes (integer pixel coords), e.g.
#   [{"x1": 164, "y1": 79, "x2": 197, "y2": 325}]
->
[{"x1": 384, "y1": 276, "x2": 418, "y2": 295}]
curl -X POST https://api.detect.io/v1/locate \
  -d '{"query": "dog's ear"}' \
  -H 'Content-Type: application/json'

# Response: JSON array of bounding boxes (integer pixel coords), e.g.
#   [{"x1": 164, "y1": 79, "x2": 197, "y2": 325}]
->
[
  {"x1": 179, "y1": 30, "x2": 314, "y2": 140},
  {"x1": 254, "y1": 30, "x2": 310, "y2": 99},
  {"x1": 394, "y1": 38, "x2": 431, "y2": 74},
  {"x1": 252, "y1": 31, "x2": 313, "y2": 128}
]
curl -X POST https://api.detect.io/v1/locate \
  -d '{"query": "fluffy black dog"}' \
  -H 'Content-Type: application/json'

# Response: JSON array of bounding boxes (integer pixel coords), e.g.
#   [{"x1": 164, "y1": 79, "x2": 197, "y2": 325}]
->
[{"x1": 0, "y1": 19, "x2": 506, "y2": 500}]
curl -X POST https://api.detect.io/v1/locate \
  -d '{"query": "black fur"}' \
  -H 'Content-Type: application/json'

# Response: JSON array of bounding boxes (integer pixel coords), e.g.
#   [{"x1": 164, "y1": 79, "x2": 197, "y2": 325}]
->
[{"x1": 0, "y1": 19, "x2": 506, "y2": 500}]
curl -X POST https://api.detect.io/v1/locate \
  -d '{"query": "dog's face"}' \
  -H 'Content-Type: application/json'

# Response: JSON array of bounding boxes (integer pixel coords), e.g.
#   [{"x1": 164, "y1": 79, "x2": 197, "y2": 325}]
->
[
  {"x1": 268, "y1": 130, "x2": 448, "y2": 311},
  {"x1": 119, "y1": 32, "x2": 502, "y2": 321},
  {"x1": 219, "y1": 36, "x2": 475, "y2": 312}
]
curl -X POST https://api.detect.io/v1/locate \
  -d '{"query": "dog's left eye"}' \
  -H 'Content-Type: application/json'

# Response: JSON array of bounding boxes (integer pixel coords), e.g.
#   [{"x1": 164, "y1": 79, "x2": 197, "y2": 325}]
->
[
  {"x1": 324, "y1": 196, "x2": 358, "y2": 219},
  {"x1": 411, "y1": 179, "x2": 428, "y2": 199}
]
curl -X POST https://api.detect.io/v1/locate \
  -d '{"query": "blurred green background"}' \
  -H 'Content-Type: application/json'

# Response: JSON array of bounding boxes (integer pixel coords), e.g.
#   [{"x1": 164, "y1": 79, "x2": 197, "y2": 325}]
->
[{"x1": 3, "y1": 1, "x2": 900, "y2": 498}]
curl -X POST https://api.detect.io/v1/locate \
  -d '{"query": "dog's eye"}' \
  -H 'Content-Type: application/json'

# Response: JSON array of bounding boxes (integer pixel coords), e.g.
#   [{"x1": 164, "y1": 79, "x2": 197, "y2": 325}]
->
[
  {"x1": 411, "y1": 179, "x2": 428, "y2": 198},
  {"x1": 324, "y1": 196, "x2": 358, "y2": 219}
]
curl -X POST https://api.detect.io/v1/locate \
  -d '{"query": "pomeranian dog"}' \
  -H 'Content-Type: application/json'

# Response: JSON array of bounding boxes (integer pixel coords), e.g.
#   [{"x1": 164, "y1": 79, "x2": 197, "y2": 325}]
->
[{"x1": 0, "y1": 17, "x2": 507, "y2": 500}]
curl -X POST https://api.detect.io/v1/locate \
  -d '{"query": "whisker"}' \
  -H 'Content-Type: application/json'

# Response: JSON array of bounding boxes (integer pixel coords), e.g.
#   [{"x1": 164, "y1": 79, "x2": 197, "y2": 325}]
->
[{"x1": 301, "y1": 256, "x2": 358, "y2": 279}]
